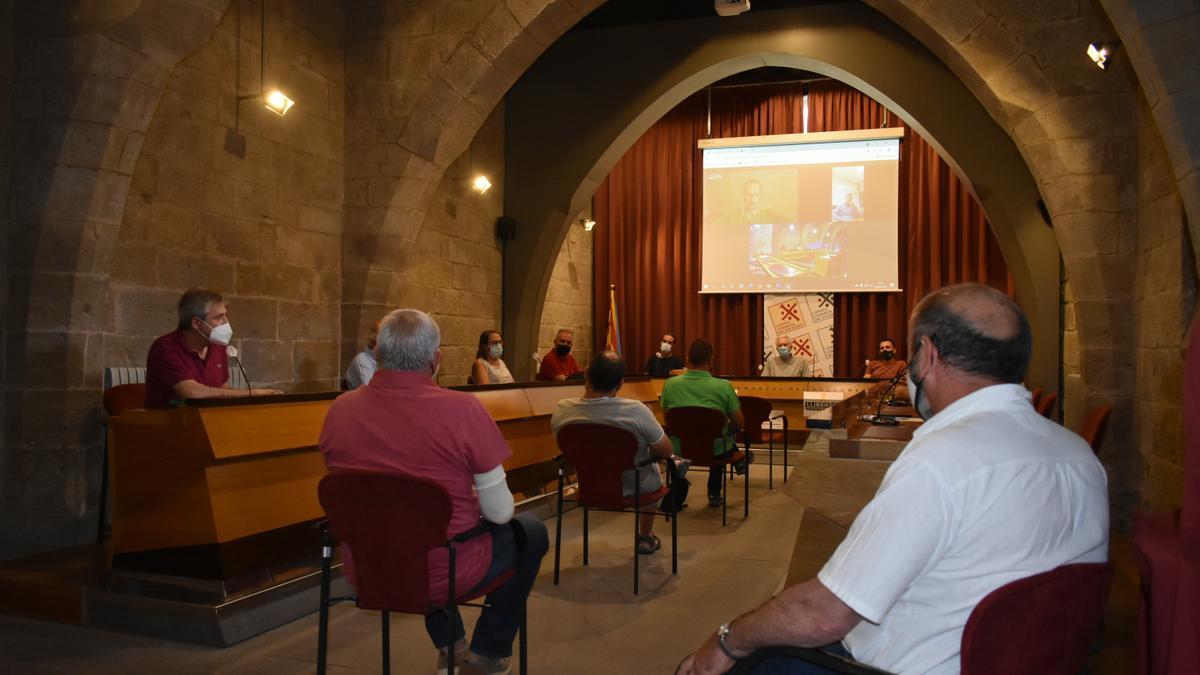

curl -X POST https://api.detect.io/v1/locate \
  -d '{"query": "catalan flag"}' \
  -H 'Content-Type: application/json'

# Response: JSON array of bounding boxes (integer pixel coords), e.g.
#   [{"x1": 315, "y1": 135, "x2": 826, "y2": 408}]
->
[{"x1": 605, "y1": 284, "x2": 622, "y2": 355}]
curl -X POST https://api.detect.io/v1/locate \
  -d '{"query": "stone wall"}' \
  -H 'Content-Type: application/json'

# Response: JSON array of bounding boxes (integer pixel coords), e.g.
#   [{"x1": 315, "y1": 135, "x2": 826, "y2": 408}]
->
[
  {"x1": 1135, "y1": 96, "x2": 1194, "y2": 514},
  {"x1": 536, "y1": 220, "x2": 593, "y2": 370},
  {"x1": 111, "y1": 1, "x2": 345, "y2": 392}
]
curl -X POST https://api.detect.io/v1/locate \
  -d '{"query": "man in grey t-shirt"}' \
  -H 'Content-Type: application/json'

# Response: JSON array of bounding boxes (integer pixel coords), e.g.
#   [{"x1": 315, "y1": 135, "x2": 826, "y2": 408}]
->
[{"x1": 551, "y1": 351, "x2": 676, "y2": 555}]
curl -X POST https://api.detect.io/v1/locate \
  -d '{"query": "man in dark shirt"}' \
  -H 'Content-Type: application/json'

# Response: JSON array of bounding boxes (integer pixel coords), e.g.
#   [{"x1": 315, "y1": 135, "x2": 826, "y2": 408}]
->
[
  {"x1": 144, "y1": 287, "x2": 280, "y2": 408},
  {"x1": 644, "y1": 332, "x2": 684, "y2": 377}
]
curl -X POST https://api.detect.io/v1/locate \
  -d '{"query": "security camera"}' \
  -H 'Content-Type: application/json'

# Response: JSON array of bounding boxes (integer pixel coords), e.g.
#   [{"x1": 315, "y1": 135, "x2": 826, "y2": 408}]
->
[{"x1": 715, "y1": 0, "x2": 750, "y2": 17}]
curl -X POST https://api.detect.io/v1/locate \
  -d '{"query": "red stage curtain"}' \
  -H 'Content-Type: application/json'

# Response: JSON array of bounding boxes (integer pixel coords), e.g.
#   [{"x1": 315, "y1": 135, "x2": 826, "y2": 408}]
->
[
  {"x1": 808, "y1": 80, "x2": 1013, "y2": 375},
  {"x1": 593, "y1": 80, "x2": 1012, "y2": 377}
]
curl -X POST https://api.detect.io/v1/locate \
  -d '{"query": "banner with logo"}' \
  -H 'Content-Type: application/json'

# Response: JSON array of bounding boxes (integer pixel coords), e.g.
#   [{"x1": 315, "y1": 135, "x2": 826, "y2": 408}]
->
[{"x1": 762, "y1": 293, "x2": 835, "y2": 377}]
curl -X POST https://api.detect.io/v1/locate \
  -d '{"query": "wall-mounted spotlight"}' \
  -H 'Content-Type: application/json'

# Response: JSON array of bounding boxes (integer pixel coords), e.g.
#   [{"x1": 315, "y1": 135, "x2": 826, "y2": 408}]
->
[
  {"x1": 264, "y1": 89, "x2": 295, "y2": 116},
  {"x1": 472, "y1": 175, "x2": 493, "y2": 194},
  {"x1": 580, "y1": 218, "x2": 596, "y2": 231},
  {"x1": 1086, "y1": 43, "x2": 1111, "y2": 70}
]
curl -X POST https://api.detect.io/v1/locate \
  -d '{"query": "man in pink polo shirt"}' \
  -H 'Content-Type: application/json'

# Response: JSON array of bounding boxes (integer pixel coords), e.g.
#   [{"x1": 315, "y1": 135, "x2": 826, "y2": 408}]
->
[
  {"x1": 144, "y1": 287, "x2": 281, "y2": 408},
  {"x1": 319, "y1": 308, "x2": 549, "y2": 675}
]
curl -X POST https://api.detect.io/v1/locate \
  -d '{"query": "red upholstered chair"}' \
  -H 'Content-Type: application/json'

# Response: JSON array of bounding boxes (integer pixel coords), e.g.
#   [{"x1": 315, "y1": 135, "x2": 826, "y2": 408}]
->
[
  {"x1": 552, "y1": 423, "x2": 676, "y2": 595},
  {"x1": 1035, "y1": 391, "x2": 1058, "y2": 419},
  {"x1": 315, "y1": 471, "x2": 527, "y2": 675},
  {"x1": 1134, "y1": 315, "x2": 1200, "y2": 674},
  {"x1": 1079, "y1": 405, "x2": 1112, "y2": 457},
  {"x1": 1030, "y1": 387, "x2": 1044, "y2": 408},
  {"x1": 98, "y1": 382, "x2": 147, "y2": 545},
  {"x1": 738, "y1": 395, "x2": 789, "y2": 489},
  {"x1": 665, "y1": 406, "x2": 748, "y2": 527},
  {"x1": 729, "y1": 562, "x2": 1113, "y2": 675}
]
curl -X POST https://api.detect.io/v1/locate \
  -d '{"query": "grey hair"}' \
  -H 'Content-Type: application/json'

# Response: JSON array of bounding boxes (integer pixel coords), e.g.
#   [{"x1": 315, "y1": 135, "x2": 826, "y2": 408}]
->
[
  {"x1": 376, "y1": 309, "x2": 441, "y2": 372},
  {"x1": 177, "y1": 287, "x2": 223, "y2": 330}
]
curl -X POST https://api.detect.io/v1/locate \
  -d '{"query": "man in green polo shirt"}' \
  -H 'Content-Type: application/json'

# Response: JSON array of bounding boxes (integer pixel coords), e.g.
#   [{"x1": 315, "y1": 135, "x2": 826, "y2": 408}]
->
[{"x1": 660, "y1": 338, "x2": 747, "y2": 507}]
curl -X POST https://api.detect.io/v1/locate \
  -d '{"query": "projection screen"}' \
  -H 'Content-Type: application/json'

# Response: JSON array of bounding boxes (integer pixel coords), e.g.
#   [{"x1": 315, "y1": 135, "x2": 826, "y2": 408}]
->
[{"x1": 699, "y1": 128, "x2": 904, "y2": 293}]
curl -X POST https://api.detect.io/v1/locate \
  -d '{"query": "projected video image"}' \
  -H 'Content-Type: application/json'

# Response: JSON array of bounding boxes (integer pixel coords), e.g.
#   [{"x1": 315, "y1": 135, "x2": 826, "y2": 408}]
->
[
  {"x1": 700, "y1": 131, "x2": 901, "y2": 293},
  {"x1": 831, "y1": 166, "x2": 864, "y2": 221},
  {"x1": 747, "y1": 221, "x2": 849, "y2": 280}
]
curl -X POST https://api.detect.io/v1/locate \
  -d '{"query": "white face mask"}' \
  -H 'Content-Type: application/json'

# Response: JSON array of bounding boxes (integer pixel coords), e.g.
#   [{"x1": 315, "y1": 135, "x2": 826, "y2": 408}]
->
[
  {"x1": 660, "y1": 341, "x2": 672, "y2": 354},
  {"x1": 202, "y1": 320, "x2": 233, "y2": 346},
  {"x1": 489, "y1": 344, "x2": 503, "y2": 359}
]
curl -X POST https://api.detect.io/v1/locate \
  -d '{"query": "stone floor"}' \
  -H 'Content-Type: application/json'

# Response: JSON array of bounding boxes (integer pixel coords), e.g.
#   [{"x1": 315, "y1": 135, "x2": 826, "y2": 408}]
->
[
  {"x1": 0, "y1": 460, "x2": 804, "y2": 674},
  {"x1": 0, "y1": 435, "x2": 1138, "y2": 674}
]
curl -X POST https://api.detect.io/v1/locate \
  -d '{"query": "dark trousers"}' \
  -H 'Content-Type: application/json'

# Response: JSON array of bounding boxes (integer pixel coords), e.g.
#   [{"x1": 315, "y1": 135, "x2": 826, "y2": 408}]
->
[
  {"x1": 425, "y1": 513, "x2": 549, "y2": 657},
  {"x1": 708, "y1": 464, "x2": 723, "y2": 498},
  {"x1": 749, "y1": 643, "x2": 854, "y2": 674}
]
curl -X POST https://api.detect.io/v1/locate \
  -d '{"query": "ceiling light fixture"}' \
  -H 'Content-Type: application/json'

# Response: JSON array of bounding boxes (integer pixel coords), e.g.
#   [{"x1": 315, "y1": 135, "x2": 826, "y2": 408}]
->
[{"x1": 234, "y1": 0, "x2": 295, "y2": 126}]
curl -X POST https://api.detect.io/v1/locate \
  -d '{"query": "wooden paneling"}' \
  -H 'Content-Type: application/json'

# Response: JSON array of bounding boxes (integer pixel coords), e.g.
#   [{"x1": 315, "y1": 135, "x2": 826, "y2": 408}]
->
[{"x1": 197, "y1": 400, "x2": 333, "y2": 459}]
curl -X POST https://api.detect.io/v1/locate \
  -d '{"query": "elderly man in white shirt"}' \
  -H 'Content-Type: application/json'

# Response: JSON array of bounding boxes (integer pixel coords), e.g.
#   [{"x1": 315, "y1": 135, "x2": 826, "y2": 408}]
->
[{"x1": 677, "y1": 283, "x2": 1109, "y2": 675}]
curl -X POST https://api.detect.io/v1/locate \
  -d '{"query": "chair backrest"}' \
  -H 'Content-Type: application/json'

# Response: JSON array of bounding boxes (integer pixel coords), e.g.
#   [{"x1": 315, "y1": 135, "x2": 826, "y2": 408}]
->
[
  {"x1": 1035, "y1": 391, "x2": 1058, "y2": 419},
  {"x1": 317, "y1": 471, "x2": 453, "y2": 613},
  {"x1": 960, "y1": 562, "x2": 1112, "y2": 675},
  {"x1": 103, "y1": 366, "x2": 146, "y2": 390},
  {"x1": 555, "y1": 423, "x2": 642, "y2": 509},
  {"x1": 103, "y1": 383, "x2": 147, "y2": 416},
  {"x1": 738, "y1": 396, "x2": 773, "y2": 444},
  {"x1": 1029, "y1": 387, "x2": 1044, "y2": 408},
  {"x1": 664, "y1": 406, "x2": 727, "y2": 466},
  {"x1": 1080, "y1": 405, "x2": 1112, "y2": 456}
]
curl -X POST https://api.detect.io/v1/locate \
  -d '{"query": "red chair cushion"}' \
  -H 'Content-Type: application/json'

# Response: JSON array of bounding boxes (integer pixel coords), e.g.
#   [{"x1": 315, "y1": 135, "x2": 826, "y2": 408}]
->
[
  {"x1": 960, "y1": 563, "x2": 1112, "y2": 675},
  {"x1": 557, "y1": 423, "x2": 655, "y2": 511},
  {"x1": 665, "y1": 407, "x2": 731, "y2": 467},
  {"x1": 104, "y1": 383, "x2": 147, "y2": 416}
]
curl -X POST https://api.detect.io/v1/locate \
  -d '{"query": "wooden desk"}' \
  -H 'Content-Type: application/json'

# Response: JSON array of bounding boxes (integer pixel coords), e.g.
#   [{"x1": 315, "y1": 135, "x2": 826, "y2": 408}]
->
[{"x1": 825, "y1": 385, "x2": 922, "y2": 460}]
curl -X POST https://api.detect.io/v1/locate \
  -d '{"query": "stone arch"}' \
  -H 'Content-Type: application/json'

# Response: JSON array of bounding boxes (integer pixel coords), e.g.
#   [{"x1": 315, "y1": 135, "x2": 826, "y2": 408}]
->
[{"x1": 501, "y1": 3, "x2": 1061, "y2": 390}]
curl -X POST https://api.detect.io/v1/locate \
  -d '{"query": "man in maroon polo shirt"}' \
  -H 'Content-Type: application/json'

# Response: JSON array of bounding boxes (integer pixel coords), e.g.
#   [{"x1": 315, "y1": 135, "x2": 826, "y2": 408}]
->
[
  {"x1": 536, "y1": 328, "x2": 582, "y2": 381},
  {"x1": 319, "y1": 308, "x2": 549, "y2": 675},
  {"x1": 144, "y1": 287, "x2": 281, "y2": 408}
]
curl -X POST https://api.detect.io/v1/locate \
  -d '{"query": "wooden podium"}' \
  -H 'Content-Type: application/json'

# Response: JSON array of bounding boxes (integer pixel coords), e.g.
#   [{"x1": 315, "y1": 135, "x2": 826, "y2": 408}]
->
[{"x1": 108, "y1": 393, "x2": 338, "y2": 581}]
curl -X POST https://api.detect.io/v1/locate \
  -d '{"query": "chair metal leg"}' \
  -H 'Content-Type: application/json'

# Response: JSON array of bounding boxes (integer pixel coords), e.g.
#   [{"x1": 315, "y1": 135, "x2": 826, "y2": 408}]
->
[
  {"x1": 554, "y1": 471, "x2": 564, "y2": 585},
  {"x1": 317, "y1": 526, "x2": 332, "y2": 675},
  {"x1": 783, "y1": 416, "x2": 789, "y2": 484},
  {"x1": 722, "y1": 462, "x2": 728, "y2": 527},
  {"x1": 633, "y1": 483, "x2": 640, "y2": 595},
  {"x1": 448, "y1": 546, "x2": 457, "y2": 675},
  {"x1": 744, "y1": 454, "x2": 750, "y2": 518},
  {"x1": 519, "y1": 598, "x2": 528, "y2": 675},
  {"x1": 381, "y1": 610, "x2": 390, "y2": 675},
  {"x1": 671, "y1": 494, "x2": 678, "y2": 575},
  {"x1": 583, "y1": 508, "x2": 589, "y2": 566},
  {"x1": 96, "y1": 433, "x2": 109, "y2": 546},
  {"x1": 768, "y1": 431, "x2": 774, "y2": 490}
]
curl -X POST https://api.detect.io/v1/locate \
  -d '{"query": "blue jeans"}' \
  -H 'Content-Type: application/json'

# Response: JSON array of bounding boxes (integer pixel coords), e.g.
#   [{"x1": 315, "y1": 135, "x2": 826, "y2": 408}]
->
[
  {"x1": 425, "y1": 513, "x2": 549, "y2": 657},
  {"x1": 749, "y1": 643, "x2": 854, "y2": 674}
]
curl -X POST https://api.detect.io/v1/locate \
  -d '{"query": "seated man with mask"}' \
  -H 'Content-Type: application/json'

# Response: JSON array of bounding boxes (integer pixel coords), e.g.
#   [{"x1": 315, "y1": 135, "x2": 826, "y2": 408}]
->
[
  {"x1": 645, "y1": 332, "x2": 685, "y2": 377},
  {"x1": 537, "y1": 328, "x2": 582, "y2": 381},
  {"x1": 677, "y1": 284, "x2": 1108, "y2": 675},
  {"x1": 761, "y1": 335, "x2": 811, "y2": 377},
  {"x1": 145, "y1": 287, "x2": 281, "y2": 408},
  {"x1": 320, "y1": 309, "x2": 550, "y2": 675},
  {"x1": 864, "y1": 337, "x2": 907, "y2": 380}
]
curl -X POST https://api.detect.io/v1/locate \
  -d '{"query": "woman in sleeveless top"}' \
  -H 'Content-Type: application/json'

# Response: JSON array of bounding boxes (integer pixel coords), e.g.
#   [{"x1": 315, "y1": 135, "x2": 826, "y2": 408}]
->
[{"x1": 471, "y1": 330, "x2": 514, "y2": 384}]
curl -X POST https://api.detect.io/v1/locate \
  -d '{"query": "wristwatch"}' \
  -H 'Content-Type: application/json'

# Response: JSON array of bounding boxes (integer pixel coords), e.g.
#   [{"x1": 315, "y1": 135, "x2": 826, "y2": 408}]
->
[{"x1": 716, "y1": 622, "x2": 740, "y2": 660}]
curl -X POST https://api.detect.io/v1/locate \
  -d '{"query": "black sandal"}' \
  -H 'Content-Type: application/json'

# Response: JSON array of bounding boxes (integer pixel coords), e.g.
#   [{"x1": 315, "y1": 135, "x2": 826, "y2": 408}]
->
[{"x1": 636, "y1": 534, "x2": 661, "y2": 555}]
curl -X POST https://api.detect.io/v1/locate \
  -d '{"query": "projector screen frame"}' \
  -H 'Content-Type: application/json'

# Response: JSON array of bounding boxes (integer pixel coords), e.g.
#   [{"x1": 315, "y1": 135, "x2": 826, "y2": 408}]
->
[
  {"x1": 697, "y1": 126, "x2": 905, "y2": 150},
  {"x1": 700, "y1": 127, "x2": 906, "y2": 294}
]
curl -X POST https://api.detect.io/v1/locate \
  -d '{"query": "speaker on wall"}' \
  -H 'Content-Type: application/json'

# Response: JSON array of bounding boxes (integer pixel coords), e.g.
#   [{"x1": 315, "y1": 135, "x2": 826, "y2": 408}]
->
[{"x1": 496, "y1": 216, "x2": 517, "y2": 241}]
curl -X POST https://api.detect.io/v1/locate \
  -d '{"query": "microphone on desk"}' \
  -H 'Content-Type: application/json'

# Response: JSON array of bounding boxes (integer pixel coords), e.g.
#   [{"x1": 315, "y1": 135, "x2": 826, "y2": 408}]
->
[
  {"x1": 227, "y1": 346, "x2": 253, "y2": 394},
  {"x1": 870, "y1": 366, "x2": 907, "y2": 425}
]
